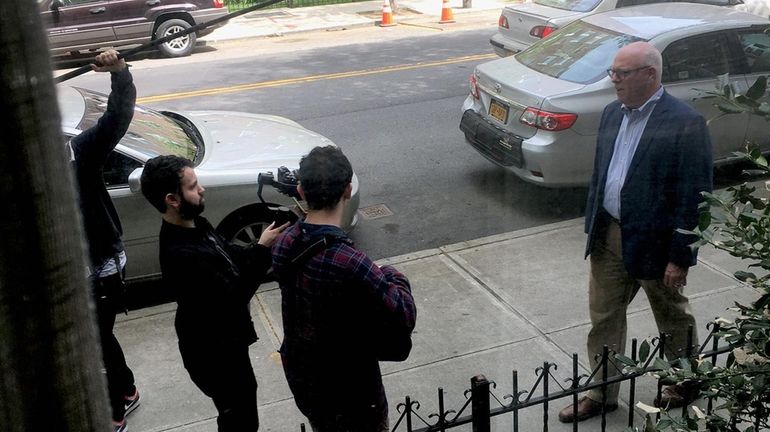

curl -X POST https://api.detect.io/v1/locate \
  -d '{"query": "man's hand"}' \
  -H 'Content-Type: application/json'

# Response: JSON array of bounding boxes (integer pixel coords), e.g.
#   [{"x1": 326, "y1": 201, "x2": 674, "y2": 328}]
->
[
  {"x1": 663, "y1": 262, "x2": 688, "y2": 290},
  {"x1": 257, "y1": 221, "x2": 291, "y2": 247},
  {"x1": 91, "y1": 49, "x2": 126, "y2": 73}
]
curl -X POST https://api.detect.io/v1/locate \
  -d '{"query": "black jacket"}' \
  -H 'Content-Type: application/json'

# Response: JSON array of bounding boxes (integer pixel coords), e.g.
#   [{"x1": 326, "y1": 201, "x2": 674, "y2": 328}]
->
[
  {"x1": 159, "y1": 217, "x2": 272, "y2": 348},
  {"x1": 584, "y1": 91, "x2": 713, "y2": 279},
  {"x1": 71, "y1": 68, "x2": 135, "y2": 269}
]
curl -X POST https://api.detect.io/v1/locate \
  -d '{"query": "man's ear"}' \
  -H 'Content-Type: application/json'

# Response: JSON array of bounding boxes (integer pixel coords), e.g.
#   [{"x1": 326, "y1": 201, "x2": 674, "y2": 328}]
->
[
  {"x1": 343, "y1": 183, "x2": 352, "y2": 200},
  {"x1": 164, "y1": 193, "x2": 180, "y2": 211},
  {"x1": 297, "y1": 184, "x2": 306, "y2": 201}
]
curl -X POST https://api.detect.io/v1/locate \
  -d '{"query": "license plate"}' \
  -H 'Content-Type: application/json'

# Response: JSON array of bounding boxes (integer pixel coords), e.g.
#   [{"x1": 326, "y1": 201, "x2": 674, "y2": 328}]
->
[{"x1": 489, "y1": 99, "x2": 509, "y2": 123}]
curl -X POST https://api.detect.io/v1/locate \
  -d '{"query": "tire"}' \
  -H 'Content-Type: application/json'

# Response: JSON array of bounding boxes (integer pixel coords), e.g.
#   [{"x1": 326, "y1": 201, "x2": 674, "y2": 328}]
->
[
  {"x1": 217, "y1": 205, "x2": 298, "y2": 248},
  {"x1": 156, "y1": 19, "x2": 196, "y2": 58}
]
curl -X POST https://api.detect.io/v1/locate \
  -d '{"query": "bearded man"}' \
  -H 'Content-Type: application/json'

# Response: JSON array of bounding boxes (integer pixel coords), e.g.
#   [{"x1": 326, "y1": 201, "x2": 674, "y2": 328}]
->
[{"x1": 139, "y1": 155, "x2": 287, "y2": 431}]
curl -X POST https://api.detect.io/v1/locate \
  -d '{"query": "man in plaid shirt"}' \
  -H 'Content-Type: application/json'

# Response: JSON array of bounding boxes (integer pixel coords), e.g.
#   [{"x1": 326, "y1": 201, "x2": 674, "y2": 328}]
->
[{"x1": 272, "y1": 146, "x2": 416, "y2": 432}]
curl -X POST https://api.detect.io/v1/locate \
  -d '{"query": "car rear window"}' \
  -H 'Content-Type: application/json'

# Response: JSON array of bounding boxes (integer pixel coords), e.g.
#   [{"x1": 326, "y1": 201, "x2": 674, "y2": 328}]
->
[
  {"x1": 534, "y1": 0, "x2": 602, "y2": 12},
  {"x1": 516, "y1": 20, "x2": 641, "y2": 85}
]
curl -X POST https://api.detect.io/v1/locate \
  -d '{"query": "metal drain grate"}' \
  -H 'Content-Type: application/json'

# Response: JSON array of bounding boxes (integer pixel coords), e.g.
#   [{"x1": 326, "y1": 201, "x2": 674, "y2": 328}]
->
[{"x1": 358, "y1": 204, "x2": 393, "y2": 220}]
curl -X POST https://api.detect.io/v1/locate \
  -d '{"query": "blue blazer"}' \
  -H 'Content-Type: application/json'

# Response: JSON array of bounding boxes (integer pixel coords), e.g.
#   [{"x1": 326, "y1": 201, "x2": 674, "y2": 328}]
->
[{"x1": 584, "y1": 91, "x2": 713, "y2": 280}]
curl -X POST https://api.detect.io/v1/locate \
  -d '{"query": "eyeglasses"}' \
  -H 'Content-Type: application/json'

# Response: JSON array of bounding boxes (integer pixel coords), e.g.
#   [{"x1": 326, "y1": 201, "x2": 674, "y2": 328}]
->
[{"x1": 606, "y1": 65, "x2": 651, "y2": 80}]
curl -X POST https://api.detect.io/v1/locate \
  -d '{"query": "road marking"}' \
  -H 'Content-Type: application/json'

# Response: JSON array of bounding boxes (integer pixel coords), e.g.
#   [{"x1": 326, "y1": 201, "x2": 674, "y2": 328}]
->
[{"x1": 136, "y1": 53, "x2": 496, "y2": 104}]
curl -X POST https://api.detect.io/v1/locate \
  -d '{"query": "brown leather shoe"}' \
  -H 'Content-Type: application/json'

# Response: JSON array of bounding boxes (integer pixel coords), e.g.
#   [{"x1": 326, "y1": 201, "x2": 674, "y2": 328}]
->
[
  {"x1": 558, "y1": 396, "x2": 618, "y2": 423},
  {"x1": 654, "y1": 382, "x2": 700, "y2": 409}
]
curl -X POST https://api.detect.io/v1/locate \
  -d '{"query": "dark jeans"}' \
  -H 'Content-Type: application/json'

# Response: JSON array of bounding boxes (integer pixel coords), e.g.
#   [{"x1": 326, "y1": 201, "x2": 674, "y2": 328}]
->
[
  {"x1": 181, "y1": 342, "x2": 259, "y2": 432},
  {"x1": 93, "y1": 271, "x2": 136, "y2": 421}
]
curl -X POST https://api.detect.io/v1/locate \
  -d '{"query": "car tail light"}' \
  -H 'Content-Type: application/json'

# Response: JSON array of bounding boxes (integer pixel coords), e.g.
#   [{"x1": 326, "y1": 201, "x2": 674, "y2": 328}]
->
[
  {"x1": 529, "y1": 25, "x2": 556, "y2": 38},
  {"x1": 469, "y1": 74, "x2": 480, "y2": 100},
  {"x1": 520, "y1": 107, "x2": 576, "y2": 131},
  {"x1": 213, "y1": 0, "x2": 224, "y2": 7},
  {"x1": 498, "y1": 15, "x2": 509, "y2": 29}
]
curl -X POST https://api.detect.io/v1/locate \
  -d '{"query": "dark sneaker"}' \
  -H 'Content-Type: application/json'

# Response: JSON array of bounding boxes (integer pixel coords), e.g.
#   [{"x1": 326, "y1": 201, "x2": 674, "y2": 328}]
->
[
  {"x1": 124, "y1": 389, "x2": 141, "y2": 417},
  {"x1": 112, "y1": 419, "x2": 127, "y2": 432}
]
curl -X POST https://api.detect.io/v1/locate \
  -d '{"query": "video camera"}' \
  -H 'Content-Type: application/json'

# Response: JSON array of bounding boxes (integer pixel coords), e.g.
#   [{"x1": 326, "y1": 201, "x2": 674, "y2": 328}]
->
[{"x1": 257, "y1": 166, "x2": 301, "y2": 202}]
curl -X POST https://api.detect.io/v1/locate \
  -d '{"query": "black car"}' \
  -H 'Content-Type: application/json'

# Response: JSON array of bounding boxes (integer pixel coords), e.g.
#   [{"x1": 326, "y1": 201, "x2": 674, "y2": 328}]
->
[{"x1": 38, "y1": 0, "x2": 228, "y2": 58}]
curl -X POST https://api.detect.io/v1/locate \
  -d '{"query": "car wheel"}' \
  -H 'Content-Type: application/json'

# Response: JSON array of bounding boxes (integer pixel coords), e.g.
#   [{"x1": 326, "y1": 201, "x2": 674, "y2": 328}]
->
[
  {"x1": 217, "y1": 205, "x2": 298, "y2": 248},
  {"x1": 156, "y1": 19, "x2": 196, "y2": 58}
]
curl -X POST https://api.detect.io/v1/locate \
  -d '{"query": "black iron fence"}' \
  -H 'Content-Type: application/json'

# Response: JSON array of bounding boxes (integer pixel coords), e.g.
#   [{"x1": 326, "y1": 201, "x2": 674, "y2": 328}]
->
[{"x1": 298, "y1": 322, "x2": 732, "y2": 431}]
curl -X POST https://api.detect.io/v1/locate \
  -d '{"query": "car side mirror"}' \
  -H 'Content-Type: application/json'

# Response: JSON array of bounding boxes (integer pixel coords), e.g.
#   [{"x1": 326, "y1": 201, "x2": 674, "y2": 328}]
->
[
  {"x1": 50, "y1": 0, "x2": 64, "y2": 11},
  {"x1": 128, "y1": 167, "x2": 143, "y2": 193}
]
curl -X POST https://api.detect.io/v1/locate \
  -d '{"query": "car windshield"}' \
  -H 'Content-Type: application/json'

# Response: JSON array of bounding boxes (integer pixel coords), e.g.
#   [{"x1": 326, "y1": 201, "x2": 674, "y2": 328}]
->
[
  {"x1": 533, "y1": 0, "x2": 602, "y2": 13},
  {"x1": 516, "y1": 20, "x2": 641, "y2": 85},
  {"x1": 75, "y1": 88, "x2": 202, "y2": 163}
]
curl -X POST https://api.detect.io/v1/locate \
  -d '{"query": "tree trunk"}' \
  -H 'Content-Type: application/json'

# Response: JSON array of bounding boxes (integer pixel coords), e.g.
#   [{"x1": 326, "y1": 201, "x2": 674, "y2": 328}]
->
[{"x1": 0, "y1": 2, "x2": 111, "y2": 432}]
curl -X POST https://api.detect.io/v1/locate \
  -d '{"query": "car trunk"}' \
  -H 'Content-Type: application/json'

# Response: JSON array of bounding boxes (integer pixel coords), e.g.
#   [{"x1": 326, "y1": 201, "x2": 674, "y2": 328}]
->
[
  {"x1": 500, "y1": 3, "x2": 580, "y2": 48},
  {"x1": 474, "y1": 56, "x2": 584, "y2": 139}
]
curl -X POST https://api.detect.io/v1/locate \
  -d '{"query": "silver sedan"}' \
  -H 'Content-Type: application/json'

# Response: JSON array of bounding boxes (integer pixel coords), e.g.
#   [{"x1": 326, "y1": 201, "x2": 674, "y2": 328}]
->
[
  {"x1": 489, "y1": 0, "x2": 742, "y2": 57},
  {"x1": 59, "y1": 85, "x2": 360, "y2": 283},
  {"x1": 462, "y1": 3, "x2": 770, "y2": 186}
]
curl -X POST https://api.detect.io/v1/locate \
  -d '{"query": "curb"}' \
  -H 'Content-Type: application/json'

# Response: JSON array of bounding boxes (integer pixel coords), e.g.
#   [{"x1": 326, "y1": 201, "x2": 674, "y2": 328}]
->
[{"x1": 197, "y1": 6, "x2": 502, "y2": 47}]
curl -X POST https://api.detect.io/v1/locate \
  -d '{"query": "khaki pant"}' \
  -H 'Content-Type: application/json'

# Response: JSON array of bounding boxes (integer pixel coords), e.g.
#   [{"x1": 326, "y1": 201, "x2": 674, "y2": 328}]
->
[{"x1": 586, "y1": 220, "x2": 697, "y2": 404}]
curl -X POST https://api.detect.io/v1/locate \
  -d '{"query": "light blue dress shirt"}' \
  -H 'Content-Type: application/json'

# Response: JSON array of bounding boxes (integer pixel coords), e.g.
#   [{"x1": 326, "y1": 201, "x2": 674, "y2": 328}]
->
[{"x1": 602, "y1": 86, "x2": 664, "y2": 220}]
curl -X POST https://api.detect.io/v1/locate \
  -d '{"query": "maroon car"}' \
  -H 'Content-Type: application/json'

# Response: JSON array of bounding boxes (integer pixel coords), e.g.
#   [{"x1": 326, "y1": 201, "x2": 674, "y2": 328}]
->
[{"x1": 39, "y1": 0, "x2": 228, "y2": 58}]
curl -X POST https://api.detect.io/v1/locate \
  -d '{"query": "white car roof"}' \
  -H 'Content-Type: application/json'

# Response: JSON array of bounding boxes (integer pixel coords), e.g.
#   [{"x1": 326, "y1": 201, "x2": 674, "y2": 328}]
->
[{"x1": 583, "y1": 2, "x2": 769, "y2": 40}]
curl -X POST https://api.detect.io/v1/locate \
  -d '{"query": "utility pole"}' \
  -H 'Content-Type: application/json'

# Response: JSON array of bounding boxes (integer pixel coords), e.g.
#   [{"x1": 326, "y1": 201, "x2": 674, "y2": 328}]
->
[{"x1": 0, "y1": 1, "x2": 111, "y2": 431}]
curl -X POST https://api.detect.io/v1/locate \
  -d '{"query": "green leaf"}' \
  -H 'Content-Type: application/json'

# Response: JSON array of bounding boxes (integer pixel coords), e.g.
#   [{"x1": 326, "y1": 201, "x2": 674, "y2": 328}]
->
[
  {"x1": 756, "y1": 102, "x2": 770, "y2": 116},
  {"x1": 756, "y1": 154, "x2": 768, "y2": 168},
  {"x1": 745, "y1": 75, "x2": 767, "y2": 101},
  {"x1": 731, "y1": 374, "x2": 745, "y2": 387},
  {"x1": 686, "y1": 417, "x2": 699, "y2": 430},
  {"x1": 735, "y1": 271, "x2": 758, "y2": 282},
  {"x1": 716, "y1": 102, "x2": 746, "y2": 114},
  {"x1": 723, "y1": 83, "x2": 734, "y2": 100},
  {"x1": 640, "y1": 339, "x2": 651, "y2": 363},
  {"x1": 698, "y1": 211, "x2": 712, "y2": 231},
  {"x1": 616, "y1": 354, "x2": 637, "y2": 367},
  {"x1": 736, "y1": 94, "x2": 761, "y2": 108},
  {"x1": 654, "y1": 358, "x2": 671, "y2": 371}
]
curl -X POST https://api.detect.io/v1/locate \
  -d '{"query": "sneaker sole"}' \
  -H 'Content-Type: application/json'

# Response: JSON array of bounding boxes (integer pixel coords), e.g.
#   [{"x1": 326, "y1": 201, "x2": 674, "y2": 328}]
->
[{"x1": 124, "y1": 394, "x2": 141, "y2": 417}]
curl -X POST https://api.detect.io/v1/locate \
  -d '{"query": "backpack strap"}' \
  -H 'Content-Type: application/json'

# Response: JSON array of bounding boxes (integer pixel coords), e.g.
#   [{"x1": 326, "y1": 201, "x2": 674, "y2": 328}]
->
[{"x1": 288, "y1": 233, "x2": 347, "y2": 269}]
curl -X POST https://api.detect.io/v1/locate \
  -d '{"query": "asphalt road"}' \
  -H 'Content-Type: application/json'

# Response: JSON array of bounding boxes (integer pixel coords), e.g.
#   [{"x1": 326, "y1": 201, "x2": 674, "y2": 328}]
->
[
  {"x1": 59, "y1": 26, "x2": 590, "y2": 263},
  {"x1": 54, "y1": 21, "x2": 763, "y2": 309}
]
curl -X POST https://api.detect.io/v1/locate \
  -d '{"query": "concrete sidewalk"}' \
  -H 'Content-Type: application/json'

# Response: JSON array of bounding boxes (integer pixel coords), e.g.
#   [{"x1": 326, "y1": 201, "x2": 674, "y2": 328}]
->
[
  {"x1": 199, "y1": 0, "x2": 511, "y2": 44},
  {"x1": 117, "y1": 217, "x2": 758, "y2": 431}
]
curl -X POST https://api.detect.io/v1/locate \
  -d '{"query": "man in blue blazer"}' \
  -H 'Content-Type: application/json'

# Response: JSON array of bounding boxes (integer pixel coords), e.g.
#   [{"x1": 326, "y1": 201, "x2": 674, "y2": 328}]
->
[{"x1": 558, "y1": 42, "x2": 713, "y2": 423}]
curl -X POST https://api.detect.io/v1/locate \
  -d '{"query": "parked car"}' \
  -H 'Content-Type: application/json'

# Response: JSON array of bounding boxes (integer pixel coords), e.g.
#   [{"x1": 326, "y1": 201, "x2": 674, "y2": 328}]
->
[
  {"x1": 58, "y1": 85, "x2": 360, "y2": 283},
  {"x1": 39, "y1": 0, "x2": 228, "y2": 58},
  {"x1": 461, "y1": 3, "x2": 770, "y2": 187},
  {"x1": 489, "y1": 0, "x2": 743, "y2": 57}
]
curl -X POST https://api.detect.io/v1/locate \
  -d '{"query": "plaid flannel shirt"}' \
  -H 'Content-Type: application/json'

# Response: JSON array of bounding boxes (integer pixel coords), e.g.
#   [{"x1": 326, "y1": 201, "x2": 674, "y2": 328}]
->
[{"x1": 272, "y1": 222, "x2": 416, "y2": 426}]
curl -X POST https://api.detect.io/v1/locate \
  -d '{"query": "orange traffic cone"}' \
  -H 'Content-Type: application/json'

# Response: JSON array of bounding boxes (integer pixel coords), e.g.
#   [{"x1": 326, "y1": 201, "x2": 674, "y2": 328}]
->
[
  {"x1": 439, "y1": 0, "x2": 455, "y2": 24},
  {"x1": 380, "y1": 0, "x2": 396, "y2": 27}
]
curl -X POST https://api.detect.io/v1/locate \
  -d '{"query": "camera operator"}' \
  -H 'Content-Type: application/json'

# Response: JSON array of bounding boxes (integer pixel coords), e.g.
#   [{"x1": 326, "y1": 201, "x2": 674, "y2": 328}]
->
[
  {"x1": 139, "y1": 155, "x2": 288, "y2": 432},
  {"x1": 272, "y1": 146, "x2": 417, "y2": 432}
]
